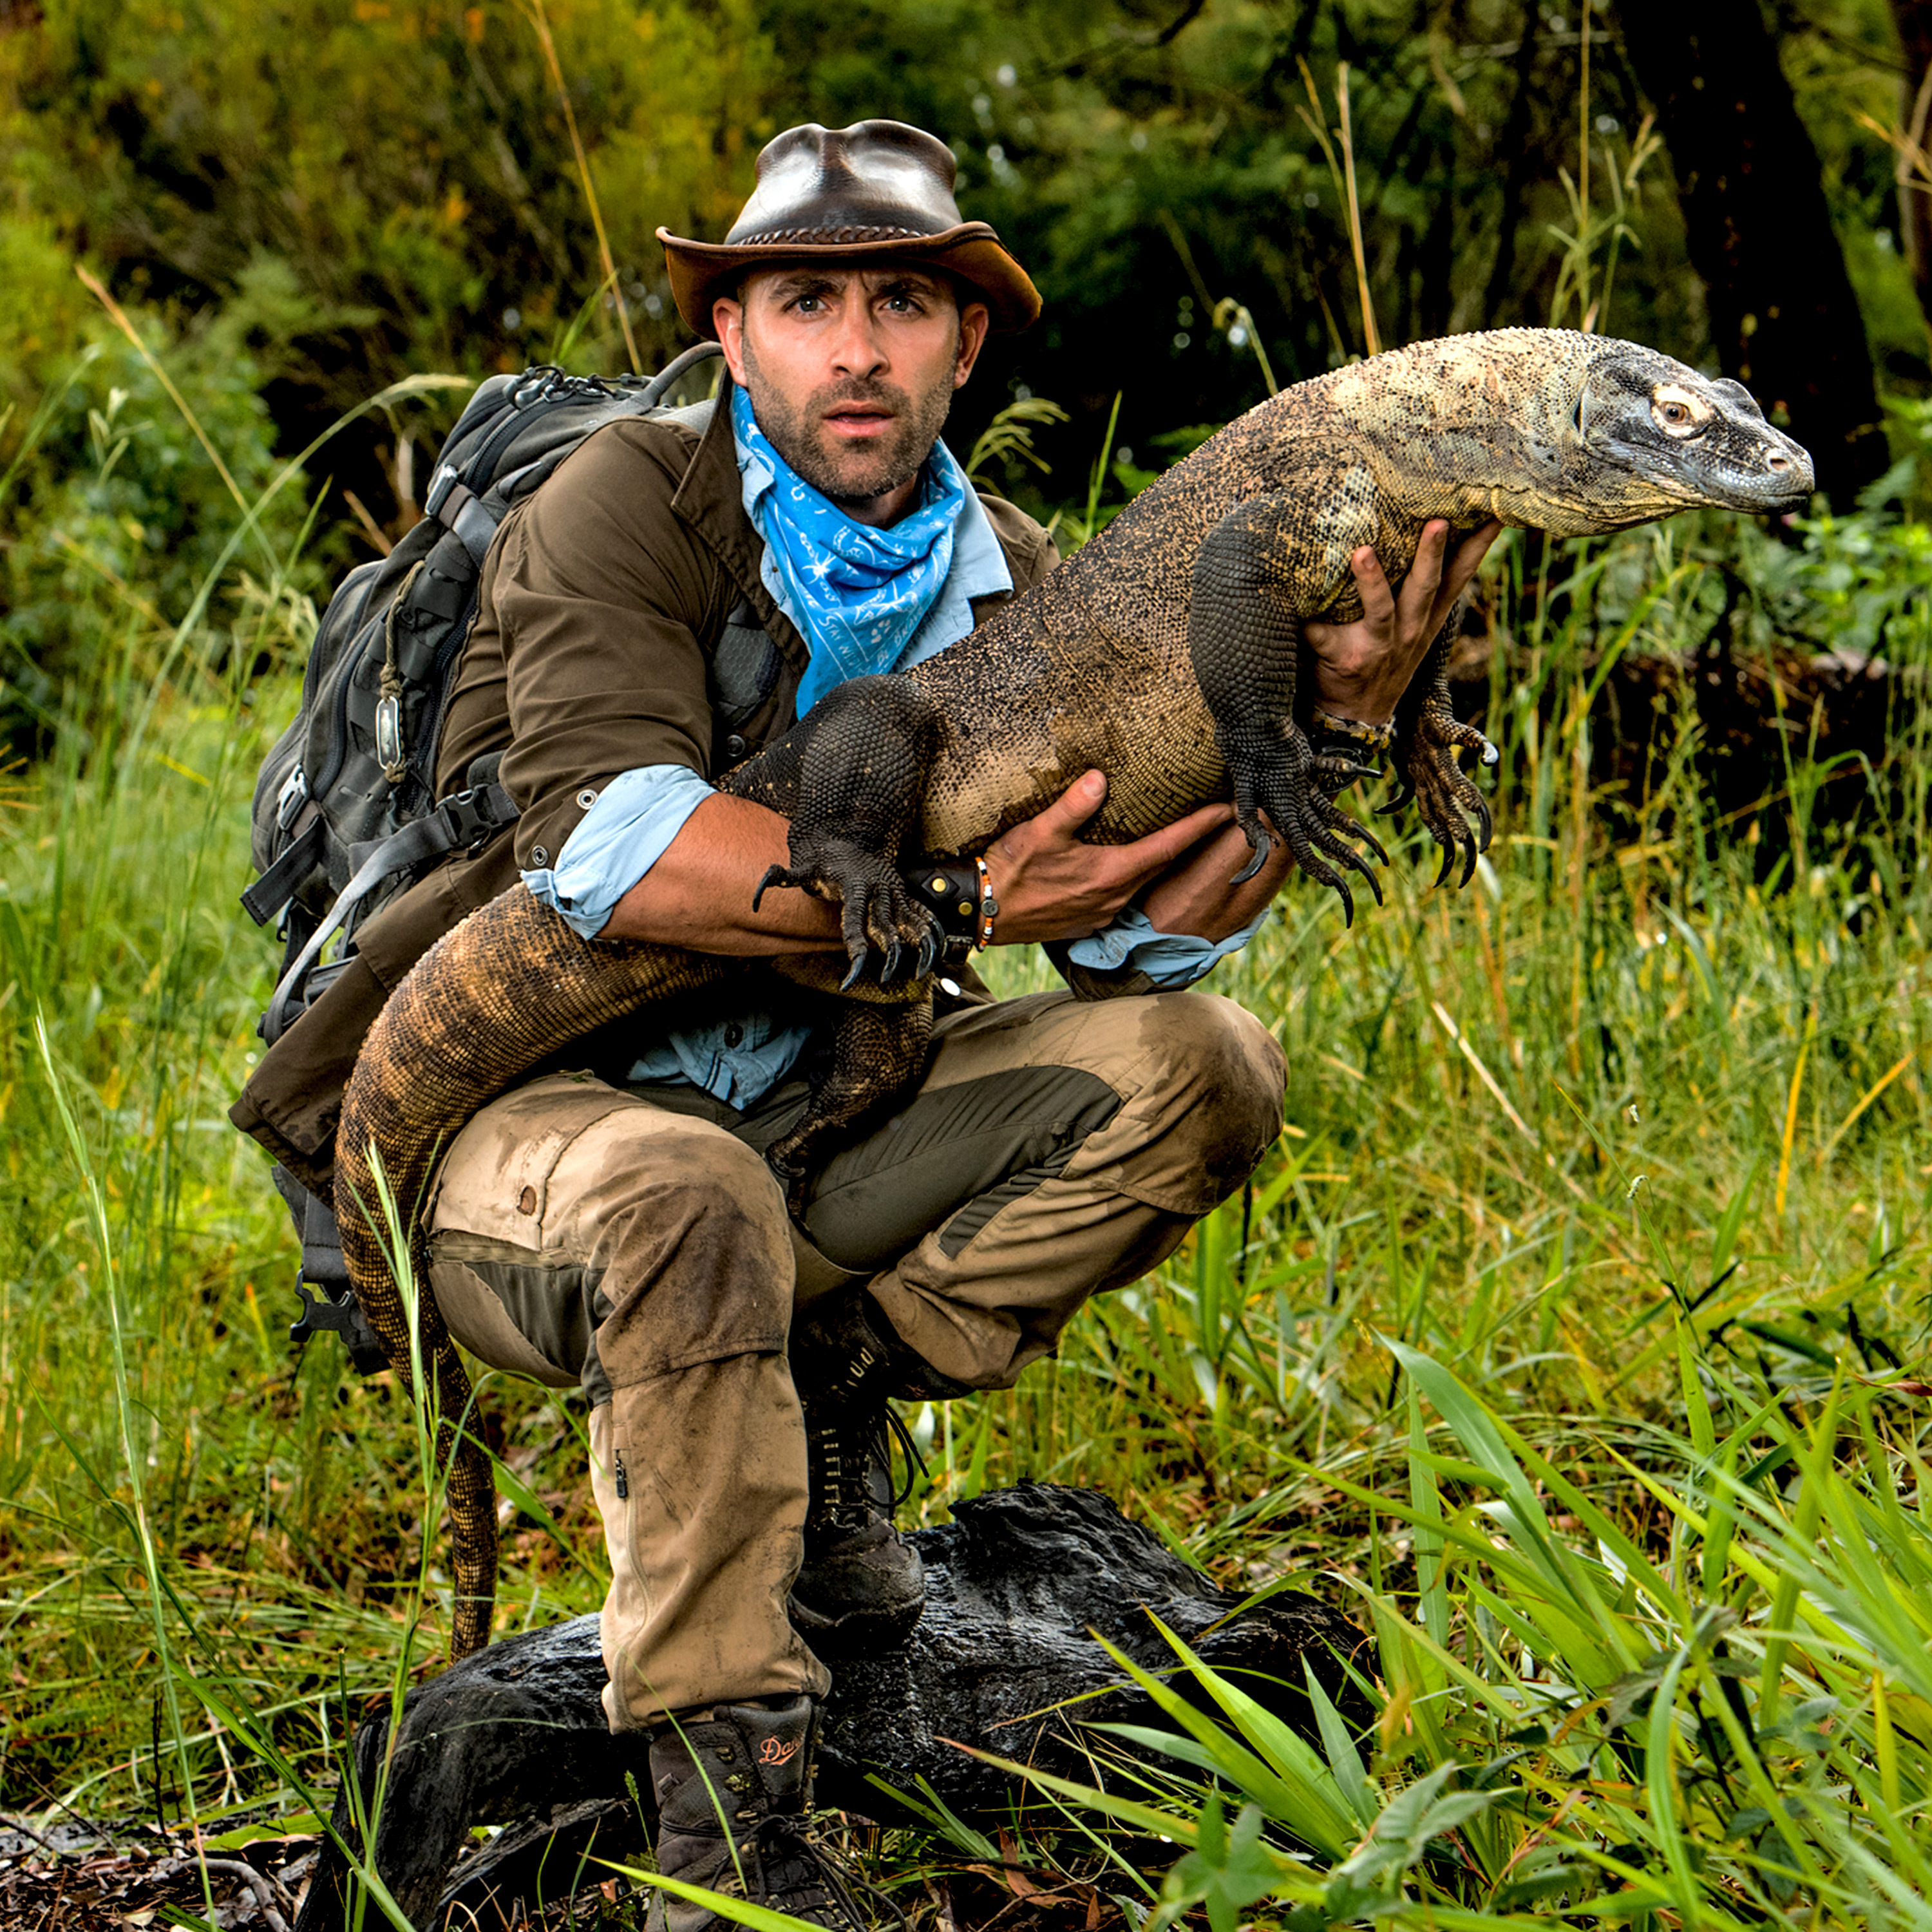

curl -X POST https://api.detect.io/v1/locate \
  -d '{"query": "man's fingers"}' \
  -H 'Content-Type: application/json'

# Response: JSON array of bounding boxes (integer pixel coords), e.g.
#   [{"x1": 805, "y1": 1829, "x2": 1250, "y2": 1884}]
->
[
  {"x1": 1393, "y1": 520, "x2": 1450, "y2": 632},
  {"x1": 1425, "y1": 519, "x2": 1503, "y2": 635},
  {"x1": 1025, "y1": 768, "x2": 1110, "y2": 838},
  {"x1": 1349, "y1": 544, "x2": 1396, "y2": 628},
  {"x1": 1442, "y1": 520, "x2": 1503, "y2": 603},
  {"x1": 1109, "y1": 801, "x2": 1237, "y2": 881}
]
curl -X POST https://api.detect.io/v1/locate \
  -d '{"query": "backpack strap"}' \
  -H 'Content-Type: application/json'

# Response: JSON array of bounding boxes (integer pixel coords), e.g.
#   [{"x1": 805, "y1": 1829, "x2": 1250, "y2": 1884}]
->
[
  {"x1": 261, "y1": 780, "x2": 521, "y2": 1044},
  {"x1": 240, "y1": 808, "x2": 326, "y2": 927}
]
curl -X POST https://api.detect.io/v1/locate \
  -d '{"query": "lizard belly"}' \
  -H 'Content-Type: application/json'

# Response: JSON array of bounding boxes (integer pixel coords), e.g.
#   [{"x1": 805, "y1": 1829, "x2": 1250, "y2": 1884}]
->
[{"x1": 911, "y1": 611, "x2": 1221, "y2": 853}]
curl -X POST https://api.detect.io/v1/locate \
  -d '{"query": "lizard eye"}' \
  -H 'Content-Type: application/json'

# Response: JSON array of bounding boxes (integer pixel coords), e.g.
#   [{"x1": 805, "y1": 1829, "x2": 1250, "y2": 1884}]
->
[{"x1": 1651, "y1": 383, "x2": 1710, "y2": 439}]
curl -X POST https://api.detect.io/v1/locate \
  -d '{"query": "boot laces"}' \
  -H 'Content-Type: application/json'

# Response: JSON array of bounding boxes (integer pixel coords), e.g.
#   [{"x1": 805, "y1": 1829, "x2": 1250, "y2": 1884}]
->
[
  {"x1": 723, "y1": 1812, "x2": 907, "y2": 1932},
  {"x1": 808, "y1": 1403, "x2": 927, "y2": 1529}
]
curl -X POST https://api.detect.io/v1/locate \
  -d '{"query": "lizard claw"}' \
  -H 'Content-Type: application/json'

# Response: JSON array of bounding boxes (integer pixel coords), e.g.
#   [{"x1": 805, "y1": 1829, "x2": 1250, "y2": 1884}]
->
[
  {"x1": 1231, "y1": 822, "x2": 1274, "y2": 886},
  {"x1": 881, "y1": 938, "x2": 904, "y2": 984},
  {"x1": 839, "y1": 952, "x2": 871, "y2": 993},
  {"x1": 1388, "y1": 694, "x2": 1495, "y2": 891},
  {"x1": 752, "y1": 864, "x2": 801, "y2": 914},
  {"x1": 1311, "y1": 754, "x2": 1383, "y2": 793},
  {"x1": 1374, "y1": 775, "x2": 1415, "y2": 818},
  {"x1": 916, "y1": 931, "x2": 939, "y2": 980}
]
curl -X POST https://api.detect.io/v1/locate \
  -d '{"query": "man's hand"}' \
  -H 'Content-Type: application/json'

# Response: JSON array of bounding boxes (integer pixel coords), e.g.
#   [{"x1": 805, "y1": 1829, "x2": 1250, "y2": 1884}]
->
[
  {"x1": 1139, "y1": 817, "x2": 1298, "y2": 941},
  {"x1": 1303, "y1": 518, "x2": 1502, "y2": 724},
  {"x1": 984, "y1": 771, "x2": 1237, "y2": 945}
]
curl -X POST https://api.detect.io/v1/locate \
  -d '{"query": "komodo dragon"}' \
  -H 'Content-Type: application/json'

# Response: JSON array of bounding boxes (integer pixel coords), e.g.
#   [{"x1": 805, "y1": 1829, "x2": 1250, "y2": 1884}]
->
[{"x1": 333, "y1": 327, "x2": 1811, "y2": 1659}]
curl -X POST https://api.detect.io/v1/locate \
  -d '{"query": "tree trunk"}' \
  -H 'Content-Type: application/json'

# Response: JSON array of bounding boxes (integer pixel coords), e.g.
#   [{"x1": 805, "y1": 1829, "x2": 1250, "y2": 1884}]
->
[
  {"x1": 1890, "y1": 0, "x2": 1932, "y2": 347},
  {"x1": 1620, "y1": 0, "x2": 1889, "y2": 504}
]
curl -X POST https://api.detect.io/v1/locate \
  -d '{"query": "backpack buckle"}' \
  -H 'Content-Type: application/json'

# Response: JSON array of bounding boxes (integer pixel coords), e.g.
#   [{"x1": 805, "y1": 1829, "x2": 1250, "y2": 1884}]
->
[
  {"x1": 290, "y1": 1275, "x2": 388, "y2": 1374},
  {"x1": 275, "y1": 763, "x2": 310, "y2": 831},
  {"x1": 424, "y1": 461, "x2": 461, "y2": 521},
  {"x1": 439, "y1": 784, "x2": 500, "y2": 851}
]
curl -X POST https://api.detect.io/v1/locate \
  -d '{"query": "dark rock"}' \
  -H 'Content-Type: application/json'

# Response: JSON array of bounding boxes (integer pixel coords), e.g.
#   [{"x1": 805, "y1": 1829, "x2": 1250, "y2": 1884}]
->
[{"x1": 295, "y1": 1482, "x2": 1369, "y2": 1931}]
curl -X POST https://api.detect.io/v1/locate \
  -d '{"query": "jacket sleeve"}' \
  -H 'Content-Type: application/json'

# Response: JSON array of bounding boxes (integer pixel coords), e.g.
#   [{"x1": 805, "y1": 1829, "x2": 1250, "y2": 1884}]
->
[
  {"x1": 977, "y1": 492, "x2": 1061, "y2": 595},
  {"x1": 487, "y1": 421, "x2": 732, "y2": 875}
]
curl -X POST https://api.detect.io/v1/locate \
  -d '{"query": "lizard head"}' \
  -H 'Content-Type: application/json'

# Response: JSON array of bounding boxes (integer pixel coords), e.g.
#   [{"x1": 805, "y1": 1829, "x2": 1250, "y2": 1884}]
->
[{"x1": 1526, "y1": 339, "x2": 1814, "y2": 531}]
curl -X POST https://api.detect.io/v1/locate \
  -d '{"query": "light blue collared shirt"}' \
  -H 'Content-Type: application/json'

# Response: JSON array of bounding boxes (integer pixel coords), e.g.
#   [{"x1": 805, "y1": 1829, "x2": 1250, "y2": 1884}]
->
[{"x1": 522, "y1": 425, "x2": 1264, "y2": 1106}]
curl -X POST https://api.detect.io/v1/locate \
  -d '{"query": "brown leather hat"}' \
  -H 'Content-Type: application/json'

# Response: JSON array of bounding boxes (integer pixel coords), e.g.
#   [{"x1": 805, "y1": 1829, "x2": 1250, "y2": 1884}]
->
[{"x1": 658, "y1": 120, "x2": 1041, "y2": 338}]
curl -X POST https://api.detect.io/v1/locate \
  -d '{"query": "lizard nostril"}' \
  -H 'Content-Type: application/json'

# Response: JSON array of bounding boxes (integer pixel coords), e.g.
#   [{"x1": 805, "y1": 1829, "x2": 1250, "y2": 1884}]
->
[{"x1": 1767, "y1": 452, "x2": 1791, "y2": 471}]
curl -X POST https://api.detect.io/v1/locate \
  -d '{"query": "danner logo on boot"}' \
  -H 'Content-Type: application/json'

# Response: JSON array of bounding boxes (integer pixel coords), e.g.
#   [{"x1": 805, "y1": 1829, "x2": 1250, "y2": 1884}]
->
[{"x1": 757, "y1": 1737, "x2": 800, "y2": 1766}]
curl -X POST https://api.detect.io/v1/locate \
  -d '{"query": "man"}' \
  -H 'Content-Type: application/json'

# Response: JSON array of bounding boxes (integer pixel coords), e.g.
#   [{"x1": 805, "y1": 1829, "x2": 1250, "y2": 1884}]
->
[{"x1": 258, "y1": 119, "x2": 1494, "y2": 1929}]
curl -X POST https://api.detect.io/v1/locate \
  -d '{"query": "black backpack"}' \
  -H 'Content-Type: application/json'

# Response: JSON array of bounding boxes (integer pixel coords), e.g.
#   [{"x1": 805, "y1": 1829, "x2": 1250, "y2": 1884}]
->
[{"x1": 242, "y1": 341, "x2": 722, "y2": 1363}]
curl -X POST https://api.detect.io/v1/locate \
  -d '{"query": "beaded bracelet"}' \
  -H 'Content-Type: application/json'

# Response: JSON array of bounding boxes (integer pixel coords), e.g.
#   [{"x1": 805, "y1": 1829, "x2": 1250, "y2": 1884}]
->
[
  {"x1": 1309, "y1": 706, "x2": 1396, "y2": 755},
  {"x1": 972, "y1": 854, "x2": 999, "y2": 951}
]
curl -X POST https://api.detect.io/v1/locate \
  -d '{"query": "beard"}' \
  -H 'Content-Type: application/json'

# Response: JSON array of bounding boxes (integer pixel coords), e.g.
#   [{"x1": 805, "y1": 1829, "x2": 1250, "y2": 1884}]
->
[{"x1": 740, "y1": 334, "x2": 959, "y2": 509}]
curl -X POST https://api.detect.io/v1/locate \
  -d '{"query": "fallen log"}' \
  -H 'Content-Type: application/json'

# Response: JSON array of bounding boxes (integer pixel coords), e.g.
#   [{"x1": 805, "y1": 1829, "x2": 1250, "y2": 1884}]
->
[{"x1": 295, "y1": 1482, "x2": 1370, "y2": 1931}]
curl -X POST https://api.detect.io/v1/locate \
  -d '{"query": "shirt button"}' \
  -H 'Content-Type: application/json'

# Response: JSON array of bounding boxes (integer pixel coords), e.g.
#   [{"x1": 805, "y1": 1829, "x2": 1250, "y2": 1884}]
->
[
  {"x1": 530, "y1": 845, "x2": 549, "y2": 867},
  {"x1": 725, "y1": 734, "x2": 748, "y2": 759},
  {"x1": 576, "y1": 788, "x2": 598, "y2": 809},
  {"x1": 723, "y1": 1022, "x2": 744, "y2": 1047}
]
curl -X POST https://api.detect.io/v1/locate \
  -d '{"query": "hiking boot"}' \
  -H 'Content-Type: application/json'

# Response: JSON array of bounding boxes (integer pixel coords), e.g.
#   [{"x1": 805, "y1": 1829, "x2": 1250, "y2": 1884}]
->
[
  {"x1": 646, "y1": 1696, "x2": 884, "y2": 1932},
  {"x1": 792, "y1": 1401, "x2": 926, "y2": 1650},
  {"x1": 787, "y1": 1294, "x2": 965, "y2": 1651}
]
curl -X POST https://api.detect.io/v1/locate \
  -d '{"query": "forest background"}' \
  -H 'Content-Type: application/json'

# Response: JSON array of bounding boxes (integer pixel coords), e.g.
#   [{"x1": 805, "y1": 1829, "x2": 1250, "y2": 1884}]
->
[{"x1": 5, "y1": 0, "x2": 1932, "y2": 1926}]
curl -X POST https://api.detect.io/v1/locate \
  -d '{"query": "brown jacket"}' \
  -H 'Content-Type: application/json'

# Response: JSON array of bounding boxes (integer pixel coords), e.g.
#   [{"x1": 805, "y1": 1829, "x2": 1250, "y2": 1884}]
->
[{"x1": 231, "y1": 388, "x2": 1059, "y2": 1196}]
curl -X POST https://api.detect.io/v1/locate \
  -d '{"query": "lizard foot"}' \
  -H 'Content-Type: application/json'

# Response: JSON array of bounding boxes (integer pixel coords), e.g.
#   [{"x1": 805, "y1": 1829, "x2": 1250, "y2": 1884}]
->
[
  {"x1": 754, "y1": 838, "x2": 943, "y2": 989},
  {"x1": 1381, "y1": 711, "x2": 1497, "y2": 888},
  {"x1": 766, "y1": 995, "x2": 936, "y2": 1218},
  {"x1": 1221, "y1": 724, "x2": 1388, "y2": 925}
]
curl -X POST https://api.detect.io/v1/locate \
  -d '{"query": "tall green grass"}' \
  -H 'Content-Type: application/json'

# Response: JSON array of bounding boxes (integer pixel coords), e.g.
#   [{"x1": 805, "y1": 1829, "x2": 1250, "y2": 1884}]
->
[{"x1": 0, "y1": 367, "x2": 1928, "y2": 1924}]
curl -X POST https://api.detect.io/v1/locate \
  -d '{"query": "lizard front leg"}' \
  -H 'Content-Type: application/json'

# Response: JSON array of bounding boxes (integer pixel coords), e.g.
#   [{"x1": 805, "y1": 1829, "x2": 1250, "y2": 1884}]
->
[
  {"x1": 1383, "y1": 601, "x2": 1498, "y2": 887},
  {"x1": 745, "y1": 674, "x2": 949, "y2": 986},
  {"x1": 1189, "y1": 500, "x2": 1388, "y2": 924}
]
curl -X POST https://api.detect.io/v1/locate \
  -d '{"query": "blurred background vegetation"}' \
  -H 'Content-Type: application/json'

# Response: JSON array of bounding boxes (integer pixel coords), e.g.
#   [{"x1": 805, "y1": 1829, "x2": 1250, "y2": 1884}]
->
[
  {"x1": 4, "y1": 0, "x2": 1932, "y2": 1923},
  {"x1": 8, "y1": 0, "x2": 1932, "y2": 531}
]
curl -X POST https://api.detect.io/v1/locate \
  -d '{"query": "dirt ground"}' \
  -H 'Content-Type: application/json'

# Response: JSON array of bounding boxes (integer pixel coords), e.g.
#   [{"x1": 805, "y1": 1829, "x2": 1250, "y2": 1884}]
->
[{"x1": 0, "y1": 1815, "x2": 317, "y2": 1929}]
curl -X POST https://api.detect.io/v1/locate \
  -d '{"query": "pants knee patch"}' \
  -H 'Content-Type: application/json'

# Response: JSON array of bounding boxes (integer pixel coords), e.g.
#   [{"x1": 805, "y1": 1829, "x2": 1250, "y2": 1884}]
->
[
  {"x1": 594, "y1": 1160, "x2": 796, "y2": 1389},
  {"x1": 1072, "y1": 995, "x2": 1285, "y2": 1216}
]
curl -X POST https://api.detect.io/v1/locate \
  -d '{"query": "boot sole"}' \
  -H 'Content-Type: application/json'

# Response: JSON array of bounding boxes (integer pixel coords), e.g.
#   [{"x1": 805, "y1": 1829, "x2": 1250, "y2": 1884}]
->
[{"x1": 787, "y1": 1588, "x2": 926, "y2": 1653}]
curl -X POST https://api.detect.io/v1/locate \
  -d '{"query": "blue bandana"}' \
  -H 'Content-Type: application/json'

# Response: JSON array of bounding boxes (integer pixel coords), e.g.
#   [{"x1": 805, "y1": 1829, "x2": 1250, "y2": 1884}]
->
[{"x1": 732, "y1": 384, "x2": 967, "y2": 717}]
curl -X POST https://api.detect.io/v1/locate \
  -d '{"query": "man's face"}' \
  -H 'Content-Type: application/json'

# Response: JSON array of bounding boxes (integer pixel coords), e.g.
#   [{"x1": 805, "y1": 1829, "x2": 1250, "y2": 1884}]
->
[{"x1": 714, "y1": 266, "x2": 990, "y2": 518}]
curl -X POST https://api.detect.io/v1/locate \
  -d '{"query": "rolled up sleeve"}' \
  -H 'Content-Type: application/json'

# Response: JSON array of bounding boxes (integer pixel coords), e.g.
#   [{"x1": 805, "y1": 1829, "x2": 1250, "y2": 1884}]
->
[
  {"x1": 1064, "y1": 904, "x2": 1269, "y2": 991},
  {"x1": 491, "y1": 422, "x2": 732, "y2": 873},
  {"x1": 522, "y1": 764, "x2": 715, "y2": 938}
]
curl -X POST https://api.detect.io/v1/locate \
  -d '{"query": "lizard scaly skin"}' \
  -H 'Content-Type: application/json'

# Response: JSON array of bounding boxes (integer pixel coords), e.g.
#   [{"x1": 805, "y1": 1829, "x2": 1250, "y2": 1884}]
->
[{"x1": 334, "y1": 328, "x2": 1811, "y2": 1658}]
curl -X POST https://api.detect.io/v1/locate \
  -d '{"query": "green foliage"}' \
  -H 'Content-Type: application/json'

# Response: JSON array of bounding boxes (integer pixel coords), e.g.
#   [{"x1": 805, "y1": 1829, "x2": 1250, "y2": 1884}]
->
[
  {"x1": 4, "y1": 0, "x2": 1929, "y2": 511},
  {"x1": 3, "y1": 401, "x2": 1928, "y2": 1918},
  {"x1": 0, "y1": 161, "x2": 1929, "y2": 1919},
  {"x1": 0, "y1": 0, "x2": 778, "y2": 412},
  {"x1": 0, "y1": 321, "x2": 314, "y2": 744}
]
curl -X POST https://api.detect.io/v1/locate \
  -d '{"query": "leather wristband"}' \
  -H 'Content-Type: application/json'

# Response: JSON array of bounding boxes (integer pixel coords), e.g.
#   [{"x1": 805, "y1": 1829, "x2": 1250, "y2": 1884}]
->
[{"x1": 902, "y1": 861, "x2": 981, "y2": 943}]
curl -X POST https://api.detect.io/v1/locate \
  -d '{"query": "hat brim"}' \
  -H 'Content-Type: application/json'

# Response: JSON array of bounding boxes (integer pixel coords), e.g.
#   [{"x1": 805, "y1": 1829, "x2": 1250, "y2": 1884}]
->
[{"x1": 656, "y1": 223, "x2": 1042, "y2": 338}]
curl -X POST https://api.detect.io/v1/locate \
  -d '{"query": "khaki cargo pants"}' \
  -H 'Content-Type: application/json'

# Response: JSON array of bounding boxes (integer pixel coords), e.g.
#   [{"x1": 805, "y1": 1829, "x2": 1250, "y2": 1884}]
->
[{"x1": 424, "y1": 989, "x2": 1284, "y2": 1732}]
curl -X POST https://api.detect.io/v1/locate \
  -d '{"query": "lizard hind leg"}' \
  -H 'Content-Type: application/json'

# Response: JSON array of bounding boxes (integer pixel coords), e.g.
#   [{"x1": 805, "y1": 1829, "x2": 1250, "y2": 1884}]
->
[
  {"x1": 744, "y1": 675, "x2": 947, "y2": 987},
  {"x1": 767, "y1": 993, "x2": 936, "y2": 1217}
]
